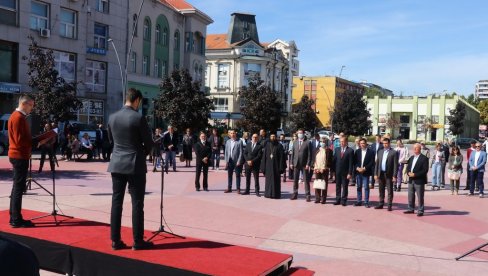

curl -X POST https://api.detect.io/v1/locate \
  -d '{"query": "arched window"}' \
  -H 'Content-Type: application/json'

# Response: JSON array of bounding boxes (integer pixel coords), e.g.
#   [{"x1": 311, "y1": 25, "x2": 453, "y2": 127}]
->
[
  {"x1": 174, "y1": 31, "x2": 180, "y2": 50},
  {"x1": 143, "y1": 19, "x2": 151, "y2": 41},
  {"x1": 162, "y1": 27, "x2": 168, "y2": 46},
  {"x1": 155, "y1": 25, "x2": 161, "y2": 44}
]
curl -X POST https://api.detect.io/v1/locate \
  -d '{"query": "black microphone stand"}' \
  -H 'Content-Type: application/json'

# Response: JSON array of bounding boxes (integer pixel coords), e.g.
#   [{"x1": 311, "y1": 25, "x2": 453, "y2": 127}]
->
[
  {"x1": 148, "y1": 158, "x2": 185, "y2": 241},
  {"x1": 455, "y1": 242, "x2": 488, "y2": 261}
]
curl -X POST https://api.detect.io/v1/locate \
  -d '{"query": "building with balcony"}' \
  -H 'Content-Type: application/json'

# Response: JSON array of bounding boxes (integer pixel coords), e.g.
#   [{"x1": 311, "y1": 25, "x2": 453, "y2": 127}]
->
[
  {"x1": 475, "y1": 80, "x2": 488, "y2": 99},
  {"x1": 205, "y1": 12, "x2": 298, "y2": 127}
]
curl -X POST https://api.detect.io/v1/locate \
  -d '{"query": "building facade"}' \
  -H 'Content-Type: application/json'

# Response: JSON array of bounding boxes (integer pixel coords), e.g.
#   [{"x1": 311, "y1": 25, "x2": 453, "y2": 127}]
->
[
  {"x1": 475, "y1": 80, "x2": 488, "y2": 99},
  {"x1": 292, "y1": 76, "x2": 365, "y2": 129},
  {"x1": 205, "y1": 12, "x2": 298, "y2": 127},
  {"x1": 366, "y1": 95, "x2": 479, "y2": 141},
  {"x1": 0, "y1": 0, "x2": 129, "y2": 123},
  {"x1": 126, "y1": 0, "x2": 212, "y2": 128}
]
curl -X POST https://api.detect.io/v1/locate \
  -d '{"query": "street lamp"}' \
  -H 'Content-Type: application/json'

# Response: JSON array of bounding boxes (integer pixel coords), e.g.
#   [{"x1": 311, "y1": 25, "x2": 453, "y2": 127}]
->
[
  {"x1": 108, "y1": 38, "x2": 124, "y2": 104},
  {"x1": 320, "y1": 86, "x2": 334, "y2": 132}
]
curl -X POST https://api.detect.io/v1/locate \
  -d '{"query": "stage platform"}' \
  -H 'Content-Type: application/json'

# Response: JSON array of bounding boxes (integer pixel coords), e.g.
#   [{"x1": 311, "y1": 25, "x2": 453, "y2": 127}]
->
[{"x1": 0, "y1": 210, "x2": 306, "y2": 275}]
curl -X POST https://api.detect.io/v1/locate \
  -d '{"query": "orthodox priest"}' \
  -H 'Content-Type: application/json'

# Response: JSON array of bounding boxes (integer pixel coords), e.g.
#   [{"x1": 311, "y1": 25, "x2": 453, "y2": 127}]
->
[{"x1": 261, "y1": 133, "x2": 286, "y2": 199}]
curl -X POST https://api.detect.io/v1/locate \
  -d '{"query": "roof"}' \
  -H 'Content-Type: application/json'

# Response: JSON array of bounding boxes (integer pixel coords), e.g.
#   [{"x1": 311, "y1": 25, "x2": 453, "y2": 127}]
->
[
  {"x1": 206, "y1": 34, "x2": 271, "y2": 50},
  {"x1": 161, "y1": 0, "x2": 194, "y2": 10},
  {"x1": 160, "y1": 0, "x2": 213, "y2": 24}
]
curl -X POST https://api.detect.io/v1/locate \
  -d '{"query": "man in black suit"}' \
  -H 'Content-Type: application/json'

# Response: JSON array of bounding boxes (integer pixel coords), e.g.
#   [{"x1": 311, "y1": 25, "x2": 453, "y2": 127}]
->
[
  {"x1": 243, "y1": 133, "x2": 263, "y2": 196},
  {"x1": 96, "y1": 123, "x2": 111, "y2": 161},
  {"x1": 290, "y1": 129, "x2": 312, "y2": 201},
  {"x1": 374, "y1": 137, "x2": 399, "y2": 211},
  {"x1": 208, "y1": 128, "x2": 222, "y2": 170},
  {"x1": 369, "y1": 134, "x2": 383, "y2": 189},
  {"x1": 194, "y1": 131, "x2": 211, "y2": 191},
  {"x1": 307, "y1": 132, "x2": 321, "y2": 183},
  {"x1": 163, "y1": 125, "x2": 179, "y2": 172},
  {"x1": 354, "y1": 138, "x2": 375, "y2": 207},
  {"x1": 333, "y1": 136, "x2": 354, "y2": 206},
  {"x1": 108, "y1": 88, "x2": 153, "y2": 250},
  {"x1": 404, "y1": 143, "x2": 429, "y2": 216}
]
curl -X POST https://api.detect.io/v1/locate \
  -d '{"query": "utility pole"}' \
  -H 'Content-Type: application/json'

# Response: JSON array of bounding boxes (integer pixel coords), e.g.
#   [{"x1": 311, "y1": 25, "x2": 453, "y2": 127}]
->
[{"x1": 339, "y1": 65, "x2": 345, "y2": 77}]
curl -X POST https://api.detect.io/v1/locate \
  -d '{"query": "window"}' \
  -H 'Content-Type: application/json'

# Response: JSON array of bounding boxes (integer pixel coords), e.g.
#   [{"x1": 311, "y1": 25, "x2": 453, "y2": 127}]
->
[
  {"x1": 53, "y1": 50, "x2": 76, "y2": 82},
  {"x1": 154, "y1": 59, "x2": 160, "y2": 78},
  {"x1": 155, "y1": 25, "x2": 160, "y2": 44},
  {"x1": 303, "y1": 79, "x2": 317, "y2": 96},
  {"x1": 130, "y1": 51, "x2": 136, "y2": 73},
  {"x1": 173, "y1": 31, "x2": 179, "y2": 50},
  {"x1": 96, "y1": 0, "x2": 109, "y2": 13},
  {"x1": 72, "y1": 99, "x2": 104, "y2": 124},
  {"x1": 204, "y1": 65, "x2": 210, "y2": 88},
  {"x1": 85, "y1": 60, "x2": 106, "y2": 93},
  {"x1": 431, "y1": 115, "x2": 439, "y2": 124},
  {"x1": 0, "y1": 41, "x2": 18, "y2": 82},
  {"x1": 94, "y1": 23, "x2": 107, "y2": 49},
  {"x1": 143, "y1": 19, "x2": 150, "y2": 41},
  {"x1": 400, "y1": 115, "x2": 410, "y2": 124},
  {"x1": 142, "y1": 55, "x2": 149, "y2": 75},
  {"x1": 217, "y1": 64, "x2": 229, "y2": 89},
  {"x1": 213, "y1": 98, "x2": 228, "y2": 112},
  {"x1": 30, "y1": 1, "x2": 49, "y2": 30},
  {"x1": 243, "y1": 63, "x2": 261, "y2": 86},
  {"x1": 0, "y1": 0, "x2": 17, "y2": 26},
  {"x1": 185, "y1": 32, "x2": 191, "y2": 52},
  {"x1": 194, "y1": 62, "x2": 202, "y2": 82},
  {"x1": 162, "y1": 27, "x2": 168, "y2": 46},
  {"x1": 132, "y1": 14, "x2": 138, "y2": 37},
  {"x1": 60, "y1": 8, "x2": 76, "y2": 39}
]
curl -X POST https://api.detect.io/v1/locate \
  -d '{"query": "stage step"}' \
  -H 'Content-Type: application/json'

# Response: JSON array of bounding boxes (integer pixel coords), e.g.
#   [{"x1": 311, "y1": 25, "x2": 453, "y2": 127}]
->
[{"x1": 283, "y1": 267, "x2": 315, "y2": 275}]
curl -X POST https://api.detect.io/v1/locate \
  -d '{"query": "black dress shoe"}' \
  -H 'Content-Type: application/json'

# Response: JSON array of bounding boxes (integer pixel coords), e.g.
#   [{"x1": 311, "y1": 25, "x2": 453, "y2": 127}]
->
[
  {"x1": 224, "y1": 189, "x2": 232, "y2": 193},
  {"x1": 241, "y1": 191, "x2": 250, "y2": 195},
  {"x1": 236, "y1": 189, "x2": 241, "y2": 194},
  {"x1": 112, "y1": 240, "x2": 127, "y2": 250},
  {"x1": 374, "y1": 205, "x2": 384, "y2": 209},
  {"x1": 333, "y1": 201, "x2": 341, "y2": 205},
  {"x1": 132, "y1": 240, "x2": 154, "y2": 251},
  {"x1": 341, "y1": 202, "x2": 347, "y2": 206},
  {"x1": 256, "y1": 192, "x2": 261, "y2": 197},
  {"x1": 290, "y1": 193, "x2": 298, "y2": 200},
  {"x1": 306, "y1": 195, "x2": 311, "y2": 202},
  {"x1": 365, "y1": 203, "x2": 370, "y2": 208},
  {"x1": 404, "y1": 210, "x2": 414, "y2": 214},
  {"x1": 354, "y1": 202, "x2": 362, "y2": 206},
  {"x1": 387, "y1": 206, "x2": 393, "y2": 211},
  {"x1": 203, "y1": 188, "x2": 209, "y2": 191},
  {"x1": 10, "y1": 219, "x2": 34, "y2": 228},
  {"x1": 417, "y1": 212, "x2": 424, "y2": 217},
  {"x1": 463, "y1": 187, "x2": 470, "y2": 190},
  {"x1": 196, "y1": 188, "x2": 200, "y2": 191}
]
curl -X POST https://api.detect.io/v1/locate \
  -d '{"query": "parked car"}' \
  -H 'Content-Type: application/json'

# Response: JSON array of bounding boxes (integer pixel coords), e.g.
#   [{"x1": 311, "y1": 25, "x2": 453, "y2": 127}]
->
[
  {"x1": 452, "y1": 137, "x2": 477, "y2": 149},
  {"x1": 0, "y1": 114, "x2": 10, "y2": 136}
]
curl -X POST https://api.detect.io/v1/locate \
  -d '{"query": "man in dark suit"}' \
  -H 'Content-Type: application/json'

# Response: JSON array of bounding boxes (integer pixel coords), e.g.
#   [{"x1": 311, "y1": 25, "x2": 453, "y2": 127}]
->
[
  {"x1": 374, "y1": 137, "x2": 399, "y2": 211},
  {"x1": 163, "y1": 125, "x2": 179, "y2": 172},
  {"x1": 224, "y1": 129, "x2": 245, "y2": 193},
  {"x1": 96, "y1": 123, "x2": 111, "y2": 161},
  {"x1": 332, "y1": 136, "x2": 354, "y2": 206},
  {"x1": 108, "y1": 88, "x2": 153, "y2": 250},
  {"x1": 404, "y1": 143, "x2": 429, "y2": 216},
  {"x1": 243, "y1": 133, "x2": 263, "y2": 196},
  {"x1": 307, "y1": 132, "x2": 321, "y2": 183},
  {"x1": 369, "y1": 134, "x2": 383, "y2": 189},
  {"x1": 354, "y1": 138, "x2": 375, "y2": 207},
  {"x1": 194, "y1": 131, "x2": 211, "y2": 191},
  {"x1": 208, "y1": 129, "x2": 222, "y2": 170},
  {"x1": 95, "y1": 124, "x2": 104, "y2": 159},
  {"x1": 290, "y1": 129, "x2": 312, "y2": 201}
]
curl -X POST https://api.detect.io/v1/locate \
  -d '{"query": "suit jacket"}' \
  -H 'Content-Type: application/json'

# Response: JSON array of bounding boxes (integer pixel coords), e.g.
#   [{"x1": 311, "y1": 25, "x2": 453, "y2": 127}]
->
[
  {"x1": 309, "y1": 139, "x2": 321, "y2": 168},
  {"x1": 291, "y1": 139, "x2": 311, "y2": 168},
  {"x1": 332, "y1": 147, "x2": 354, "y2": 176},
  {"x1": 224, "y1": 138, "x2": 244, "y2": 165},
  {"x1": 468, "y1": 150, "x2": 487, "y2": 172},
  {"x1": 406, "y1": 154, "x2": 429, "y2": 185},
  {"x1": 194, "y1": 140, "x2": 211, "y2": 166},
  {"x1": 369, "y1": 142, "x2": 384, "y2": 156},
  {"x1": 163, "y1": 132, "x2": 179, "y2": 152},
  {"x1": 107, "y1": 106, "x2": 153, "y2": 174},
  {"x1": 243, "y1": 142, "x2": 263, "y2": 170},
  {"x1": 374, "y1": 148, "x2": 399, "y2": 178},
  {"x1": 354, "y1": 148, "x2": 375, "y2": 176}
]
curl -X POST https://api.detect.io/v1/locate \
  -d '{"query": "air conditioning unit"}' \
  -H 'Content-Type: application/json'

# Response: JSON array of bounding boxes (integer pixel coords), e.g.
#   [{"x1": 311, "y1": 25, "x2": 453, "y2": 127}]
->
[{"x1": 39, "y1": 28, "x2": 50, "y2": 38}]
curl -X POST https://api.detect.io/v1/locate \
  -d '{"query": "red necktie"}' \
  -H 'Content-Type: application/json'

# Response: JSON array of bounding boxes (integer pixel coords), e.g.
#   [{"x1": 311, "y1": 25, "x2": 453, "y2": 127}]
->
[{"x1": 341, "y1": 148, "x2": 345, "y2": 158}]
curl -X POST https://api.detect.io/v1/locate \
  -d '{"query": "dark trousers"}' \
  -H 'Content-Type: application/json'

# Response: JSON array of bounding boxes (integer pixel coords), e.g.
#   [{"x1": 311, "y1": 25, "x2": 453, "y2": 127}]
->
[
  {"x1": 110, "y1": 173, "x2": 146, "y2": 242},
  {"x1": 315, "y1": 171, "x2": 329, "y2": 198},
  {"x1": 293, "y1": 167, "x2": 311, "y2": 195},
  {"x1": 378, "y1": 172, "x2": 394, "y2": 206},
  {"x1": 227, "y1": 159, "x2": 242, "y2": 190},
  {"x1": 195, "y1": 162, "x2": 209, "y2": 189},
  {"x1": 245, "y1": 165, "x2": 260, "y2": 192},
  {"x1": 407, "y1": 183, "x2": 425, "y2": 213},
  {"x1": 470, "y1": 170, "x2": 485, "y2": 194},
  {"x1": 212, "y1": 150, "x2": 220, "y2": 169},
  {"x1": 9, "y1": 158, "x2": 29, "y2": 222},
  {"x1": 39, "y1": 147, "x2": 54, "y2": 172},
  {"x1": 335, "y1": 173, "x2": 349, "y2": 203}
]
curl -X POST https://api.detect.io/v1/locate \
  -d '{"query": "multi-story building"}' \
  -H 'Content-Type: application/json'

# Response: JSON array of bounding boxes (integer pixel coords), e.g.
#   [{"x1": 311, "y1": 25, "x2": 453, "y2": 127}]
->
[
  {"x1": 205, "y1": 12, "x2": 298, "y2": 127},
  {"x1": 126, "y1": 0, "x2": 212, "y2": 128},
  {"x1": 359, "y1": 81, "x2": 394, "y2": 96},
  {"x1": 0, "y1": 0, "x2": 129, "y2": 123},
  {"x1": 475, "y1": 80, "x2": 488, "y2": 99},
  {"x1": 292, "y1": 76, "x2": 365, "y2": 129}
]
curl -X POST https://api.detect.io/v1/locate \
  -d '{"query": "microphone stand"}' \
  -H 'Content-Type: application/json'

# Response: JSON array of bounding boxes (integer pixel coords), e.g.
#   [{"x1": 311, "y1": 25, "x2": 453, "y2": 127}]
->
[{"x1": 148, "y1": 158, "x2": 185, "y2": 241}]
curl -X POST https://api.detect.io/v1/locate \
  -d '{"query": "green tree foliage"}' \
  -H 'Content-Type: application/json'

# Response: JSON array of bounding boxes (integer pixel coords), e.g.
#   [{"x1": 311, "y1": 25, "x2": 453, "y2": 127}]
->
[
  {"x1": 478, "y1": 100, "x2": 488, "y2": 125},
  {"x1": 154, "y1": 69, "x2": 214, "y2": 131},
  {"x1": 24, "y1": 36, "x2": 82, "y2": 123},
  {"x1": 331, "y1": 90, "x2": 371, "y2": 135},
  {"x1": 288, "y1": 95, "x2": 318, "y2": 131},
  {"x1": 365, "y1": 87, "x2": 386, "y2": 98},
  {"x1": 448, "y1": 100, "x2": 466, "y2": 137},
  {"x1": 461, "y1": 94, "x2": 480, "y2": 109},
  {"x1": 237, "y1": 76, "x2": 282, "y2": 134}
]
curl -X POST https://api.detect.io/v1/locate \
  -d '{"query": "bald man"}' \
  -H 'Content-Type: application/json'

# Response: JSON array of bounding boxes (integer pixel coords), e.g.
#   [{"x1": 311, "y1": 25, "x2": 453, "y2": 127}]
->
[{"x1": 404, "y1": 143, "x2": 429, "y2": 216}]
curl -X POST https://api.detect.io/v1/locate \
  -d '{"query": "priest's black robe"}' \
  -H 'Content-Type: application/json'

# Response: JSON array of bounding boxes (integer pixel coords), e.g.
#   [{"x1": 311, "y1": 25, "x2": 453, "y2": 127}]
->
[{"x1": 261, "y1": 141, "x2": 286, "y2": 199}]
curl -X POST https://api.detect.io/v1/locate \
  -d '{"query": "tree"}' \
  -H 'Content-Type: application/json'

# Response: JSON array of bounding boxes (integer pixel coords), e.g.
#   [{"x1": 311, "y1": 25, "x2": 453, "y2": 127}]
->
[
  {"x1": 331, "y1": 90, "x2": 371, "y2": 135},
  {"x1": 237, "y1": 76, "x2": 282, "y2": 134},
  {"x1": 478, "y1": 100, "x2": 488, "y2": 125},
  {"x1": 24, "y1": 36, "x2": 82, "y2": 123},
  {"x1": 461, "y1": 93, "x2": 479, "y2": 109},
  {"x1": 288, "y1": 95, "x2": 318, "y2": 131},
  {"x1": 154, "y1": 69, "x2": 214, "y2": 131},
  {"x1": 448, "y1": 100, "x2": 466, "y2": 140},
  {"x1": 385, "y1": 113, "x2": 400, "y2": 134},
  {"x1": 364, "y1": 87, "x2": 385, "y2": 98}
]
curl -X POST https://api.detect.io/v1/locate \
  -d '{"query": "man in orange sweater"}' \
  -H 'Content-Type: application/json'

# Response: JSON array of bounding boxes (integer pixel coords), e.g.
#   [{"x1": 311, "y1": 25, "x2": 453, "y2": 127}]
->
[{"x1": 8, "y1": 94, "x2": 35, "y2": 228}]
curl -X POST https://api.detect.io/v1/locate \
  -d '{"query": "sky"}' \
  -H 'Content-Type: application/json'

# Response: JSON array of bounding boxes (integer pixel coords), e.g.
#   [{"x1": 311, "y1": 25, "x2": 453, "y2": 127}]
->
[{"x1": 189, "y1": 0, "x2": 488, "y2": 96}]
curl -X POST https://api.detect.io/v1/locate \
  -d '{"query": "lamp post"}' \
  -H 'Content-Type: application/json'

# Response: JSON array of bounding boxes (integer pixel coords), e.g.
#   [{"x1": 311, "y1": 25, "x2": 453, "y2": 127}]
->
[
  {"x1": 320, "y1": 86, "x2": 334, "y2": 132},
  {"x1": 108, "y1": 38, "x2": 124, "y2": 104}
]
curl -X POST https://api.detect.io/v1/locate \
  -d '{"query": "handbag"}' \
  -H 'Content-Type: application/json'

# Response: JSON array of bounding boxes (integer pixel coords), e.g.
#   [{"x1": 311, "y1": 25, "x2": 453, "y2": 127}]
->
[
  {"x1": 313, "y1": 179, "x2": 326, "y2": 190},
  {"x1": 179, "y1": 154, "x2": 186, "y2": 162},
  {"x1": 447, "y1": 170, "x2": 461, "y2": 180}
]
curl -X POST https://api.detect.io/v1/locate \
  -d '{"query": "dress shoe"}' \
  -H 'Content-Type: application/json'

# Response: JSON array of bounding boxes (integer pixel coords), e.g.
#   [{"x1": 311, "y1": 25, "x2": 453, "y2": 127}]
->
[
  {"x1": 203, "y1": 188, "x2": 209, "y2": 192},
  {"x1": 403, "y1": 210, "x2": 414, "y2": 214},
  {"x1": 236, "y1": 189, "x2": 241, "y2": 194},
  {"x1": 467, "y1": 193, "x2": 474, "y2": 196},
  {"x1": 112, "y1": 240, "x2": 127, "y2": 250},
  {"x1": 241, "y1": 191, "x2": 250, "y2": 195},
  {"x1": 10, "y1": 219, "x2": 34, "y2": 228},
  {"x1": 314, "y1": 198, "x2": 320, "y2": 204},
  {"x1": 387, "y1": 206, "x2": 393, "y2": 211},
  {"x1": 475, "y1": 188, "x2": 479, "y2": 192},
  {"x1": 290, "y1": 193, "x2": 298, "y2": 200},
  {"x1": 417, "y1": 212, "x2": 424, "y2": 217},
  {"x1": 354, "y1": 202, "x2": 362, "y2": 207},
  {"x1": 341, "y1": 202, "x2": 347, "y2": 206},
  {"x1": 333, "y1": 201, "x2": 341, "y2": 205},
  {"x1": 256, "y1": 192, "x2": 261, "y2": 197},
  {"x1": 132, "y1": 240, "x2": 154, "y2": 250},
  {"x1": 374, "y1": 205, "x2": 384, "y2": 209},
  {"x1": 321, "y1": 197, "x2": 326, "y2": 204},
  {"x1": 463, "y1": 187, "x2": 470, "y2": 190},
  {"x1": 196, "y1": 188, "x2": 200, "y2": 191},
  {"x1": 306, "y1": 195, "x2": 311, "y2": 202},
  {"x1": 364, "y1": 203, "x2": 370, "y2": 208},
  {"x1": 224, "y1": 189, "x2": 232, "y2": 193}
]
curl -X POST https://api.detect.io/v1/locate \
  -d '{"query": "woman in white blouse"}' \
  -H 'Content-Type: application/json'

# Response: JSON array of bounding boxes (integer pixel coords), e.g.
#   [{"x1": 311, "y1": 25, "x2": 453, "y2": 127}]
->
[{"x1": 395, "y1": 139, "x2": 409, "y2": 191}]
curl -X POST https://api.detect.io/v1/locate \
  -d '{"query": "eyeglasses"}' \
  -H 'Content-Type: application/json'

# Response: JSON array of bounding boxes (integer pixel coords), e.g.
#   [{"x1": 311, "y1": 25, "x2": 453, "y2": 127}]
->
[{"x1": 476, "y1": 146, "x2": 481, "y2": 148}]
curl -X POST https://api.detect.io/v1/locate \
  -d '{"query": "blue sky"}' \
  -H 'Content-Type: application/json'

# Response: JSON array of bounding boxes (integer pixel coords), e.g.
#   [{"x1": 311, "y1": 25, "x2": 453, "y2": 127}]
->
[{"x1": 190, "y1": 0, "x2": 488, "y2": 96}]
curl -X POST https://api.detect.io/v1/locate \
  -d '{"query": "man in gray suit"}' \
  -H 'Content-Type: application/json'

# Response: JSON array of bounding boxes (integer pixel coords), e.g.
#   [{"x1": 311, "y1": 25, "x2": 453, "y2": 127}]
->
[
  {"x1": 108, "y1": 88, "x2": 153, "y2": 250},
  {"x1": 290, "y1": 129, "x2": 312, "y2": 201},
  {"x1": 374, "y1": 137, "x2": 398, "y2": 211},
  {"x1": 224, "y1": 129, "x2": 244, "y2": 193}
]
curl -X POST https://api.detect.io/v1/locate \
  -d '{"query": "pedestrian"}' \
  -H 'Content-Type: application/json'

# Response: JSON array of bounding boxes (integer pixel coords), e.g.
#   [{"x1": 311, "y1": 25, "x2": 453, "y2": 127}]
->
[
  {"x1": 108, "y1": 88, "x2": 154, "y2": 250},
  {"x1": 287, "y1": 133, "x2": 297, "y2": 181},
  {"x1": 38, "y1": 123, "x2": 56, "y2": 173},
  {"x1": 350, "y1": 137, "x2": 361, "y2": 186},
  {"x1": 243, "y1": 133, "x2": 262, "y2": 196},
  {"x1": 308, "y1": 132, "x2": 321, "y2": 184},
  {"x1": 354, "y1": 137, "x2": 375, "y2": 207},
  {"x1": 468, "y1": 142, "x2": 486, "y2": 197},
  {"x1": 464, "y1": 140, "x2": 477, "y2": 191},
  {"x1": 374, "y1": 137, "x2": 398, "y2": 211},
  {"x1": 332, "y1": 135, "x2": 354, "y2": 206},
  {"x1": 151, "y1": 128, "x2": 163, "y2": 172},
  {"x1": 163, "y1": 125, "x2": 178, "y2": 172},
  {"x1": 194, "y1": 131, "x2": 211, "y2": 191},
  {"x1": 182, "y1": 128, "x2": 194, "y2": 167},
  {"x1": 279, "y1": 134, "x2": 289, "y2": 182},
  {"x1": 447, "y1": 145, "x2": 463, "y2": 195},
  {"x1": 8, "y1": 94, "x2": 35, "y2": 228},
  {"x1": 441, "y1": 139, "x2": 450, "y2": 188},
  {"x1": 431, "y1": 142, "x2": 445, "y2": 191},
  {"x1": 224, "y1": 129, "x2": 244, "y2": 193},
  {"x1": 312, "y1": 136, "x2": 333, "y2": 204},
  {"x1": 395, "y1": 139, "x2": 409, "y2": 191},
  {"x1": 369, "y1": 134, "x2": 383, "y2": 189},
  {"x1": 290, "y1": 129, "x2": 312, "y2": 201},
  {"x1": 404, "y1": 143, "x2": 429, "y2": 217},
  {"x1": 261, "y1": 133, "x2": 286, "y2": 199},
  {"x1": 208, "y1": 128, "x2": 222, "y2": 170}
]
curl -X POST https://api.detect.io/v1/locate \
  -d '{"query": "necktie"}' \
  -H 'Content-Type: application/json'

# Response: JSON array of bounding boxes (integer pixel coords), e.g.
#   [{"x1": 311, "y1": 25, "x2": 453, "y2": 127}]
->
[
  {"x1": 341, "y1": 148, "x2": 345, "y2": 158},
  {"x1": 299, "y1": 141, "x2": 302, "y2": 149},
  {"x1": 252, "y1": 143, "x2": 255, "y2": 151}
]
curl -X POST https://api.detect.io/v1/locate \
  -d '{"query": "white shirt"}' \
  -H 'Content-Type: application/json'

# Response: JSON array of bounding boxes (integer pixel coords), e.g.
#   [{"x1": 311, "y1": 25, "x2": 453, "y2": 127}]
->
[
  {"x1": 361, "y1": 149, "x2": 367, "y2": 167},
  {"x1": 411, "y1": 154, "x2": 420, "y2": 172},
  {"x1": 474, "y1": 151, "x2": 481, "y2": 166},
  {"x1": 381, "y1": 148, "x2": 390, "y2": 171},
  {"x1": 15, "y1": 108, "x2": 27, "y2": 116}
]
